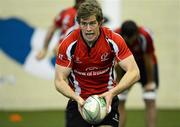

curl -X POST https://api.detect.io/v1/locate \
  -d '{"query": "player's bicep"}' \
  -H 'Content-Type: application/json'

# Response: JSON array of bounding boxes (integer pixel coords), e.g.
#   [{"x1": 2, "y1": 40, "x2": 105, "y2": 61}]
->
[
  {"x1": 118, "y1": 55, "x2": 138, "y2": 72},
  {"x1": 55, "y1": 64, "x2": 71, "y2": 82}
]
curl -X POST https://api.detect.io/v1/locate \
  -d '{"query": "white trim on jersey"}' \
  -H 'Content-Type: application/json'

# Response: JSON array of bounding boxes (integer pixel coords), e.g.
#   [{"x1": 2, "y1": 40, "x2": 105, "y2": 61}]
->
[
  {"x1": 70, "y1": 71, "x2": 81, "y2": 96},
  {"x1": 143, "y1": 27, "x2": 154, "y2": 41},
  {"x1": 140, "y1": 27, "x2": 154, "y2": 53},
  {"x1": 139, "y1": 34, "x2": 147, "y2": 53},
  {"x1": 66, "y1": 40, "x2": 77, "y2": 61},
  {"x1": 105, "y1": 38, "x2": 119, "y2": 58},
  {"x1": 108, "y1": 62, "x2": 115, "y2": 90}
]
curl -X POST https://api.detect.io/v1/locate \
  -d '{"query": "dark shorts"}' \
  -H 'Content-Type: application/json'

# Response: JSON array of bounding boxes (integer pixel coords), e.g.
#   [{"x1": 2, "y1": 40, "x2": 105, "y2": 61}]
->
[
  {"x1": 115, "y1": 62, "x2": 159, "y2": 89},
  {"x1": 65, "y1": 96, "x2": 119, "y2": 127},
  {"x1": 138, "y1": 63, "x2": 159, "y2": 88}
]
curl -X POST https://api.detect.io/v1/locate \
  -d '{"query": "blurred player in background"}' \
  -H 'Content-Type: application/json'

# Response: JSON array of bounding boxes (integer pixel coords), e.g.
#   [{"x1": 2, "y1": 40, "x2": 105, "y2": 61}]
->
[
  {"x1": 115, "y1": 20, "x2": 159, "y2": 127},
  {"x1": 36, "y1": 0, "x2": 85, "y2": 60},
  {"x1": 54, "y1": 0, "x2": 140, "y2": 126}
]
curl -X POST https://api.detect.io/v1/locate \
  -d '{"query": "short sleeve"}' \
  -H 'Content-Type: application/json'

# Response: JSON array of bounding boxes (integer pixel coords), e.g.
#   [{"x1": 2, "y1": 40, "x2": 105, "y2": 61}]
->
[
  {"x1": 113, "y1": 33, "x2": 132, "y2": 61},
  {"x1": 56, "y1": 40, "x2": 73, "y2": 67}
]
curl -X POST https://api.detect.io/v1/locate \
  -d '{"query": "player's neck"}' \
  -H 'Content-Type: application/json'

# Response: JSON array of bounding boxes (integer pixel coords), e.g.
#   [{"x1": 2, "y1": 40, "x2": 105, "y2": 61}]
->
[{"x1": 86, "y1": 41, "x2": 95, "y2": 47}]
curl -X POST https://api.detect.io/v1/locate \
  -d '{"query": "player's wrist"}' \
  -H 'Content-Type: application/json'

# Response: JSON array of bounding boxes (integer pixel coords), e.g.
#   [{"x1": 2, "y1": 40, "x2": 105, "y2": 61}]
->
[
  {"x1": 109, "y1": 89, "x2": 116, "y2": 98},
  {"x1": 40, "y1": 48, "x2": 48, "y2": 55},
  {"x1": 73, "y1": 95, "x2": 84, "y2": 105}
]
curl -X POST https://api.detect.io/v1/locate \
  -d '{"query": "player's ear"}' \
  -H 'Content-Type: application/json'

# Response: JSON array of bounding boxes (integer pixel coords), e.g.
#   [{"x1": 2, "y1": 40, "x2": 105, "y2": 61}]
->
[
  {"x1": 103, "y1": 16, "x2": 109, "y2": 24},
  {"x1": 99, "y1": 20, "x2": 103, "y2": 26}
]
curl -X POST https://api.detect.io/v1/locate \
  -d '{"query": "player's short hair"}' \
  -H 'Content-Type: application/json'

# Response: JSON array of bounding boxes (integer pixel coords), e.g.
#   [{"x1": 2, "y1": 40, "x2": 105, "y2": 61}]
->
[
  {"x1": 77, "y1": 0, "x2": 103, "y2": 24},
  {"x1": 121, "y1": 20, "x2": 138, "y2": 38},
  {"x1": 75, "y1": 0, "x2": 85, "y2": 5},
  {"x1": 74, "y1": 0, "x2": 85, "y2": 9},
  {"x1": 75, "y1": 0, "x2": 84, "y2": 3}
]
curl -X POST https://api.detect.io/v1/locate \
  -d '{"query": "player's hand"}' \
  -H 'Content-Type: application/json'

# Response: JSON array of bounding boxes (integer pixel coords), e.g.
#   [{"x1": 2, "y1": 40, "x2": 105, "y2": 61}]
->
[
  {"x1": 36, "y1": 48, "x2": 47, "y2": 60},
  {"x1": 99, "y1": 91, "x2": 113, "y2": 113},
  {"x1": 53, "y1": 45, "x2": 59, "y2": 56},
  {"x1": 76, "y1": 96, "x2": 85, "y2": 115}
]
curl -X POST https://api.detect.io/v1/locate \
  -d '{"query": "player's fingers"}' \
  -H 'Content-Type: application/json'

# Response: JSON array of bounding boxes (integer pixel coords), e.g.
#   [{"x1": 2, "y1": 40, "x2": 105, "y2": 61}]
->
[
  {"x1": 106, "y1": 99, "x2": 111, "y2": 113},
  {"x1": 36, "y1": 53, "x2": 42, "y2": 60},
  {"x1": 77, "y1": 96, "x2": 85, "y2": 106},
  {"x1": 36, "y1": 50, "x2": 46, "y2": 60},
  {"x1": 98, "y1": 92, "x2": 112, "y2": 113},
  {"x1": 78, "y1": 103, "x2": 83, "y2": 115},
  {"x1": 108, "y1": 105, "x2": 111, "y2": 113}
]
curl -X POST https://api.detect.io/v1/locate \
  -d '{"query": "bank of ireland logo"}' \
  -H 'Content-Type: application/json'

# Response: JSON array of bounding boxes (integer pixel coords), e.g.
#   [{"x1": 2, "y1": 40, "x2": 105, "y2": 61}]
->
[
  {"x1": 101, "y1": 52, "x2": 109, "y2": 61},
  {"x1": 85, "y1": 67, "x2": 98, "y2": 71}
]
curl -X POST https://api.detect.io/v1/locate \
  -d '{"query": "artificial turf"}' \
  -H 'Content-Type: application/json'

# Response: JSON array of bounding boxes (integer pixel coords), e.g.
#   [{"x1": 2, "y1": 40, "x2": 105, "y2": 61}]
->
[{"x1": 0, "y1": 109, "x2": 179, "y2": 127}]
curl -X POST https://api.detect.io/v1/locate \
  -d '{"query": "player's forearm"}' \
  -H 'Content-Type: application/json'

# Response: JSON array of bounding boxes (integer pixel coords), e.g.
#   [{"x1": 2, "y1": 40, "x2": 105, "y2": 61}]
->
[
  {"x1": 43, "y1": 25, "x2": 57, "y2": 49},
  {"x1": 111, "y1": 68, "x2": 140, "y2": 97},
  {"x1": 55, "y1": 79, "x2": 78, "y2": 101}
]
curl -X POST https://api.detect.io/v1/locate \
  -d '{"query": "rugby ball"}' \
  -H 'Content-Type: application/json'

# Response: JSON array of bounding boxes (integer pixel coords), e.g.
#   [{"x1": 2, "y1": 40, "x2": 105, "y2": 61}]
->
[{"x1": 81, "y1": 95, "x2": 107, "y2": 124}]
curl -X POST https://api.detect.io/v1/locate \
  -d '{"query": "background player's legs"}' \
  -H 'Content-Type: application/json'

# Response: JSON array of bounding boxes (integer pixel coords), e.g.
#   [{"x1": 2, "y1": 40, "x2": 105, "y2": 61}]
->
[
  {"x1": 144, "y1": 98, "x2": 156, "y2": 127},
  {"x1": 117, "y1": 90, "x2": 128, "y2": 127},
  {"x1": 115, "y1": 64, "x2": 129, "y2": 127},
  {"x1": 143, "y1": 64, "x2": 159, "y2": 127},
  {"x1": 118, "y1": 100, "x2": 126, "y2": 127},
  {"x1": 142, "y1": 82, "x2": 157, "y2": 127},
  {"x1": 96, "y1": 125, "x2": 113, "y2": 127},
  {"x1": 143, "y1": 87, "x2": 157, "y2": 127}
]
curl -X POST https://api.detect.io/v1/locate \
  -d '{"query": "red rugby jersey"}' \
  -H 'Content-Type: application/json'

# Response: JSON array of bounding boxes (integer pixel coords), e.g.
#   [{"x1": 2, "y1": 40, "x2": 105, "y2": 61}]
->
[
  {"x1": 56, "y1": 27, "x2": 132, "y2": 99},
  {"x1": 54, "y1": 7, "x2": 77, "y2": 36},
  {"x1": 114, "y1": 26, "x2": 157, "y2": 64}
]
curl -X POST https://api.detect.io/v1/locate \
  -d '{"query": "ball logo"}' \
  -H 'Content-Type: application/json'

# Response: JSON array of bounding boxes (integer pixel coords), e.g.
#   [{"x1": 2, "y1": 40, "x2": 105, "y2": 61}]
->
[{"x1": 81, "y1": 95, "x2": 107, "y2": 124}]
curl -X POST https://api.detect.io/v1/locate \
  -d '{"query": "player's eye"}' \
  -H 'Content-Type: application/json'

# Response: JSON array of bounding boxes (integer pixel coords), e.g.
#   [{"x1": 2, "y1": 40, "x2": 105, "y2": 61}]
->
[
  {"x1": 89, "y1": 21, "x2": 97, "y2": 26},
  {"x1": 81, "y1": 22, "x2": 87, "y2": 26},
  {"x1": 80, "y1": 21, "x2": 97, "y2": 28}
]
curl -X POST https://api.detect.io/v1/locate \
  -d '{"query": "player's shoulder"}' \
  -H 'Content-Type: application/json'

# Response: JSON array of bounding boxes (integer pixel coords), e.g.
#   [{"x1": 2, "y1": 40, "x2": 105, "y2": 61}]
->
[
  {"x1": 139, "y1": 26, "x2": 153, "y2": 36},
  {"x1": 102, "y1": 27, "x2": 124, "y2": 43},
  {"x1": 59, "y1": 7, "x2": 76, "y2": 16},
  {"x1": 60, "y1": 28, "x2": 80, "y2": 47},
  {"x1": 63, "y1": 7, "x2": 76, "y2": 14},
  {"x1": 102, "y1": 27, "x2": 113, "y2": 35},
  {"x1": 102, "y1": 27, "x2": 122, "y2": 38},
  {"x1": 114, "y1": 27, "x2": 121, "y2": 34},
  {"x1": 139, "y1": 26, "x2": 154, "y2": 41}
]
